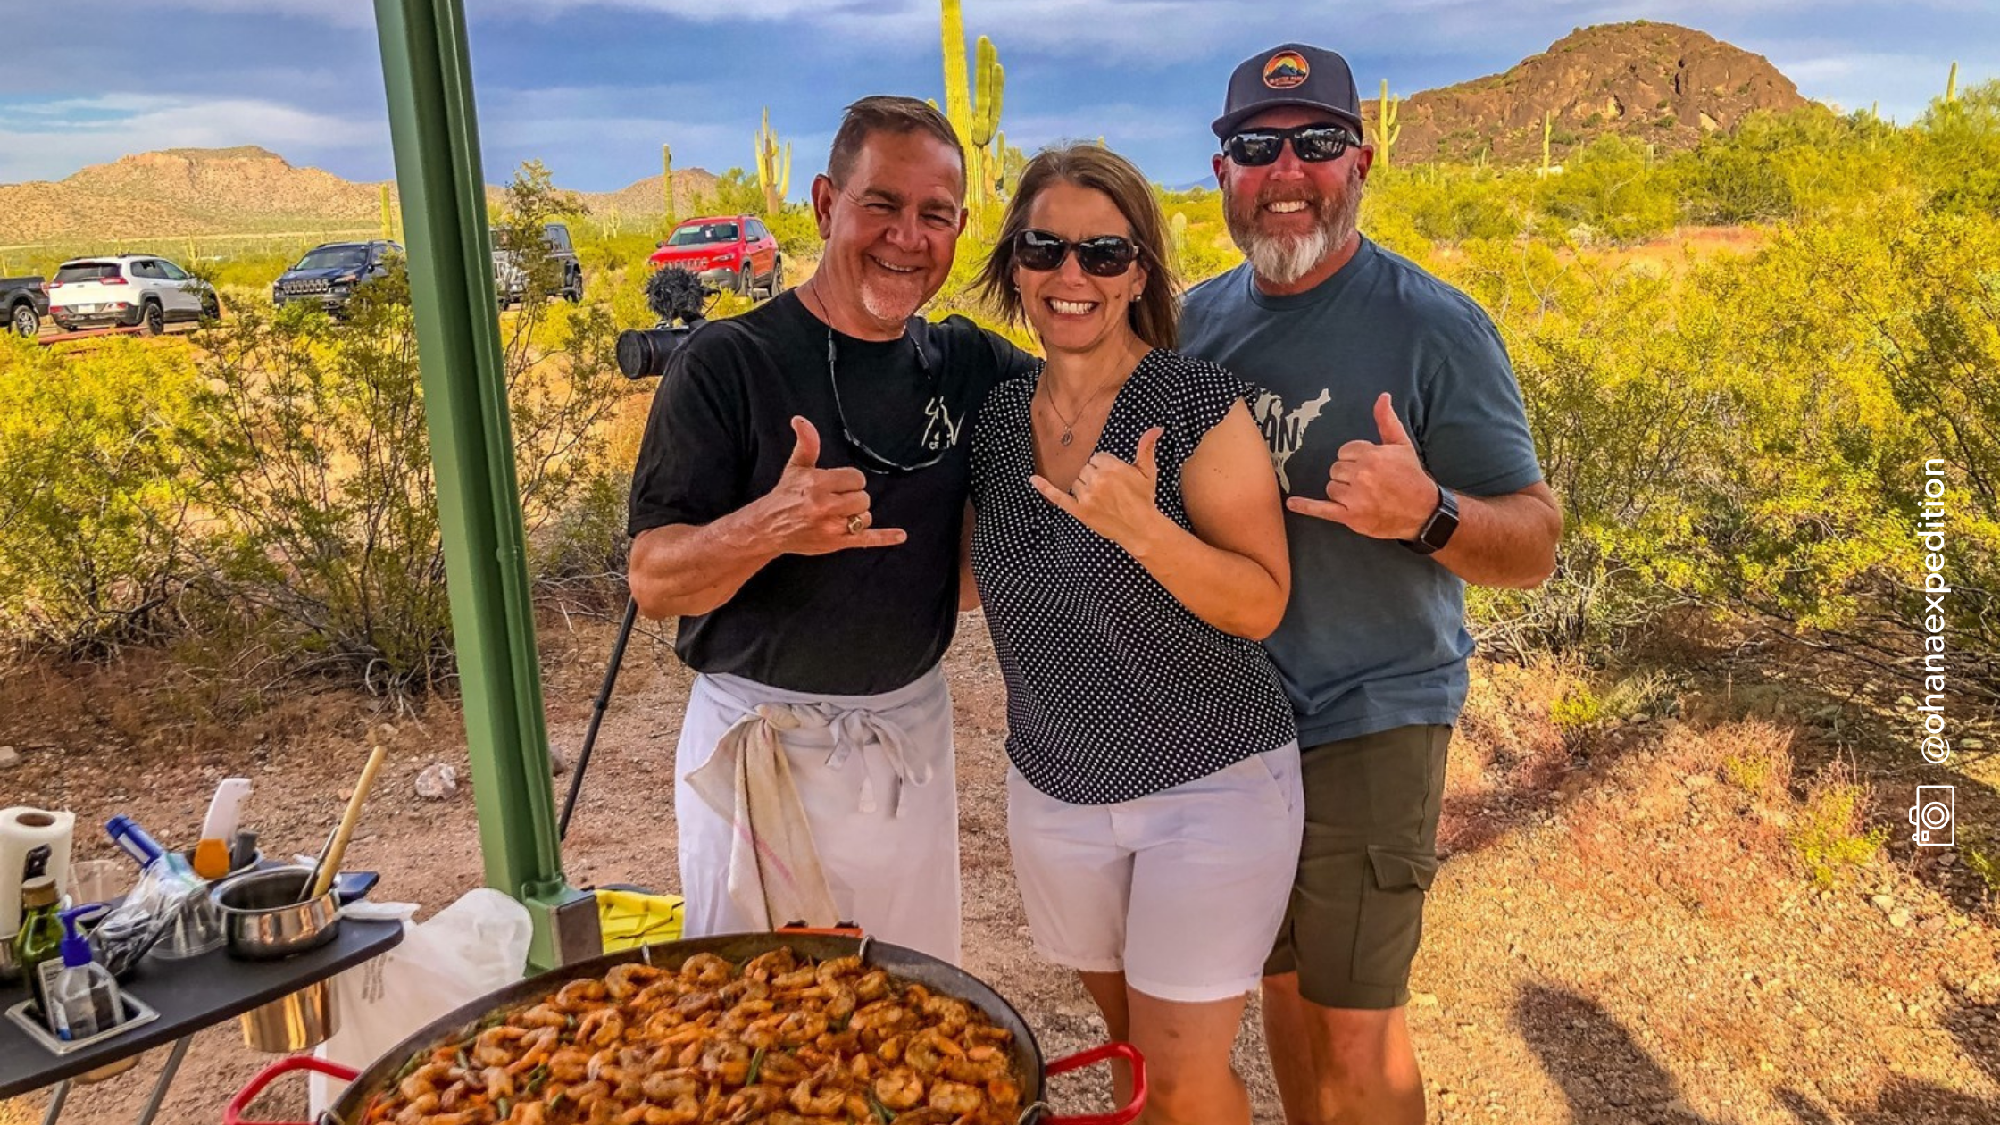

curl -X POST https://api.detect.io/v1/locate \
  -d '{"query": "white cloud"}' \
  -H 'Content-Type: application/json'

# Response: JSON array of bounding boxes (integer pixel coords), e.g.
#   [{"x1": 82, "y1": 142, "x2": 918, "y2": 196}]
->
[
  {"x1": 0, "y1": 96, "x2": 382, "y2": 183},
  {"x1": 147, "y1": 0, "x2": 376, "y2": 29}
]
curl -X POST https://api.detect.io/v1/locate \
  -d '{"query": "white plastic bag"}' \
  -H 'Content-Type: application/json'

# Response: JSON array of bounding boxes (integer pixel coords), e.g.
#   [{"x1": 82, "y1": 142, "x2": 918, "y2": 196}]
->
[{"x1": 308, "y1": 889, "x2": 532, "y2": 1114}]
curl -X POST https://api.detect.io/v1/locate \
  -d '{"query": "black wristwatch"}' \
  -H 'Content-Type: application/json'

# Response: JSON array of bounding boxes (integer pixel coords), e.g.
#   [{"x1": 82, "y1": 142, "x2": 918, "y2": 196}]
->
[{"x1": 1402, "y1": 484, "x2": 1459, "y2": 555}]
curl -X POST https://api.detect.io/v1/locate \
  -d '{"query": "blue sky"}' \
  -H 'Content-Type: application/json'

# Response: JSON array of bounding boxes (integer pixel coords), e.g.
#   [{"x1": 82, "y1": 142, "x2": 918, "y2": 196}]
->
[{"x1": 3, "y1": 0, "x2": 1994, "y2": 196}]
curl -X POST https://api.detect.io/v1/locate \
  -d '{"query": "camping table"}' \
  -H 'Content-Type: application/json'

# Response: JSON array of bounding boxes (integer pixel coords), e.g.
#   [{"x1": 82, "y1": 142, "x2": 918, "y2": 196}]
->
[{"x1": 0, "y1": 917, "x2": 401, "y2": 1125}]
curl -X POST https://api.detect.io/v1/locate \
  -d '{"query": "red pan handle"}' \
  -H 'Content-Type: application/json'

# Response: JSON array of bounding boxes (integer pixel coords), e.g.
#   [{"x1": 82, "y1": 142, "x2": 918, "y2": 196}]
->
[
  {"x1": 225, "y1": 1056, "x2": 361, "y2": 1125},
  {"x1": 1038, "y1": 1041, "x2": 1147, "y2": 1125}
]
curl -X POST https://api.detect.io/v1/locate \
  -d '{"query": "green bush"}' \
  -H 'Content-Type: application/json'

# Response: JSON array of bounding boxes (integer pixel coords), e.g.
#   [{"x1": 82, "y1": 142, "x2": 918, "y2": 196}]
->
[{"x1": 0, "y1": 336, "x2": 210, "y2": 654}]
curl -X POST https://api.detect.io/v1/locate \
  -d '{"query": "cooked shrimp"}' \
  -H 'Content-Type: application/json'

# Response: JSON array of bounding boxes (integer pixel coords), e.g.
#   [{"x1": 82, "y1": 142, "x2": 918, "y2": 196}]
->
[
  {"x1": 851, "y1": 1000, "x2": 908, "y2": 1032},
  {"x1": 742, "y1": 947, "x2": 797, "y2": 981},
  {"x1": 814, "y1": 955, "x2": 862, "y2": 986},
  {"x1": 820, "y1": 982, "x2": 857, "y2": 1022},
  {"x1": 756, "y1": 1050, "x2": 809, "y2": 1086},
  {"x1": 675, "y1": 989, "x2": 722, "y2": 1017},
  {"x1": 927, "y1": 1079, "x2": 985, "y2": 1116},
  {"x1": 547, "y1": 1046, "x2": 592, "y2": 1083},
  {"x1": 921, "y1": 995, "x2": 971, "y2": 1036},
  {"x1": 679, "y1": 952, "x2": 732, "y2": 986},
  {"x1": 514, "y1": 1003, "x2": 568, "y2": 1030},
  {"x1": 723, "y1": 1084, "x2": 785, "y2": 1121},
  {"x1": 575, "y1": 1007, "x2": 626, "y2": 1049},
  {"x1": 698, "y1": 1038, "x2": 752, "y2": 1086},
  {"x1": 740, "y1": 1014, "x2": 785, "y2": 1051},
  {"x1": 605, "y1": 962, "x2": 664, "y2": 1001},
  {"x1": 617, "y1": 1100, "x2": 699, "y2": 1125},
  {"x1": 874, "y1": 1066, "x2": 925, "y2": 1110},
  {"x1": 473, "y1": 1025, "x2": 529, "y2": 1067},
  {"x1": 718, "y1": 999, "x2": 775, "y2": 1030},
  {"x1": 987, "y1": 1074, "x2": 1023, "y2": 1107},
  {"x1": 788, "y1": 1066, "x2": 846, "y2": 1116},
  {"x1": 905, "y1": 1027, "x2": 965, "y2": 1076},
  {"x1": 398, "y1": 1060, "x2": 453, "y2": 1101},
  {"x1": 777, "y1": 1010, "x2": 828, "y2": 1046},
  {"x1": 769, "y1": 965, "x2": 818, "y2": 991},
  {"x1": 944, "y1": 1043, "x2": 1011, "y2": 1084},
  {"x1": 855, "y1": 970, "x2": 892, "y2": 1002},
  {"x1": 506, "y1": 1102, "x2": 547, "y2": 1125},
  {"x1": 505, "y1": 1027, "x2": 560, "y2": 1075},
  {"x1": 483, "y1": 1065, "x2": 516, "y2": 1100},
  {"x1": 554, "y1": 978, "x2": 608, "y2": 1010},
  {"x1": 393, "y1": 1093, "x2": 440, "y2": 1125}
]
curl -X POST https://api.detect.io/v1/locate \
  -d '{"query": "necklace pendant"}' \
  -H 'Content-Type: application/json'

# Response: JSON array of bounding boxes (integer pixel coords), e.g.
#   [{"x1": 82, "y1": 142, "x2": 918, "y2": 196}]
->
[{"x1": 1060, "y1": 429, "x2": 1074, "y2": 447}]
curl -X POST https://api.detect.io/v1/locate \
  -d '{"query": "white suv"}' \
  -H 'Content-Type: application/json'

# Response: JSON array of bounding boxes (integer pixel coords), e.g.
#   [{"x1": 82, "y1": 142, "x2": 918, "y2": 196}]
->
[{"x1": 47, "y1": 255, "x2": 220, "y2": 335}]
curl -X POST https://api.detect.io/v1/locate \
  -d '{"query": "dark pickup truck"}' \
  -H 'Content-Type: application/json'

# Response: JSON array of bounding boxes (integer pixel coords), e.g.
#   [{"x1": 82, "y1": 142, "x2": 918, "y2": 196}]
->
[{"x1": 1, "y1": 276, "x2": 48, "y2": 337}]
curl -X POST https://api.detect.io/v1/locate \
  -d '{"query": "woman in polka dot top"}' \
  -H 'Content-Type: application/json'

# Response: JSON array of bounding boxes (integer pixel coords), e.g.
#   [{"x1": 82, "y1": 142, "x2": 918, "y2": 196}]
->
[{"x1": 966, "y1": 143, "x2": 1305, "y2": 1125}]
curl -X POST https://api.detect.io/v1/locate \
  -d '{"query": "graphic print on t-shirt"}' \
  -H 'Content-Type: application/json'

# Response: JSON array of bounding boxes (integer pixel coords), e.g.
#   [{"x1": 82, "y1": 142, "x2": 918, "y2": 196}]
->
[
  {"x1": 1248, "y1": 387, "x2": 1332, "y2": 491},
  {"x1": 921, "y1": 394, "x2": 963, "y2": 453}
]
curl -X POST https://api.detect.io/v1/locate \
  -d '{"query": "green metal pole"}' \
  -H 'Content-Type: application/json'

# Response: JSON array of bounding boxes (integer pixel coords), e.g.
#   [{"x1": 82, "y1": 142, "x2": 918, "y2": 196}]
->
[{"x1": 372, "y1": 0, "x2": 588, "y2": 969}]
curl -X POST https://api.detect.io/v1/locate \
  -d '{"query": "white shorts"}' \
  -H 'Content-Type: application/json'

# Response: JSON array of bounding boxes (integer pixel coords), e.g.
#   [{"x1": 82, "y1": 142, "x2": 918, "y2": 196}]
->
[
  {"x1": 1006, "y1": 744, "x2": 1304, "y2": 1003},
  {"x1": 674, "y1": 668, "x2": 962, "y2": 965}
]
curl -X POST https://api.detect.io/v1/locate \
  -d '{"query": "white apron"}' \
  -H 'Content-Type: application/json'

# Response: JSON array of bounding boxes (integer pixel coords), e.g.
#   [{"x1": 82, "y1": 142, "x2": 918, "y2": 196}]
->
[{"x1": 673, "y1": 666, "x2": 962, "y2": 965}]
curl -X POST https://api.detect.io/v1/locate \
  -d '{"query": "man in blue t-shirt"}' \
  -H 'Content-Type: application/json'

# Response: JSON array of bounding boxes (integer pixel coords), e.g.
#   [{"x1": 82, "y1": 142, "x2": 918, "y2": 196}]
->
[{"x1": 1181, "y1": 42, "x2": 1563, "y2": 1125}]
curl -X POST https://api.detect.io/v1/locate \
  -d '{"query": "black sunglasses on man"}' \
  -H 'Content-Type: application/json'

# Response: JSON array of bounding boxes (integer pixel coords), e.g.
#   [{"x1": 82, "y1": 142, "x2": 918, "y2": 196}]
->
[{"x1": 1223, "y1": 123, "x2": 1360, "y2": 166}]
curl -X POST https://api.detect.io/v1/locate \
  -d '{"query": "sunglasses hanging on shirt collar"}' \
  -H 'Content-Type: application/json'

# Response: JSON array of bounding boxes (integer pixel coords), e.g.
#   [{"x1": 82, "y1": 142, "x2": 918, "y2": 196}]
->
[{"x1": 826, "y1": 326, "x2": 957, "y2": 474}]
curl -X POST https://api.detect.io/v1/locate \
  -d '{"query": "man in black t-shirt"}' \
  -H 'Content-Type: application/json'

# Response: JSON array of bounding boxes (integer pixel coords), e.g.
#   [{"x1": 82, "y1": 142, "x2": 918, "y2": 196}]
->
[{"x1": 626, "y1": 96, "x2": 1032, "y2": 963}]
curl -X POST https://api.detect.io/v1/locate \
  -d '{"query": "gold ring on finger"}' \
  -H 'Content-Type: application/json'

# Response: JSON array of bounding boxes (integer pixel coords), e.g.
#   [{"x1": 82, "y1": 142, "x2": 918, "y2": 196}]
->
[{"x1": 847, "y1": 513, "x2": 866, "y2": 535}]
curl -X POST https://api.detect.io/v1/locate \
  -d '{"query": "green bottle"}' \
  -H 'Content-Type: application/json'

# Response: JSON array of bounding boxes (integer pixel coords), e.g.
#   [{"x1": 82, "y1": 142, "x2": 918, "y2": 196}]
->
[{"x1": 13, "y1": 876, "x2": 65, "y2": 1025}]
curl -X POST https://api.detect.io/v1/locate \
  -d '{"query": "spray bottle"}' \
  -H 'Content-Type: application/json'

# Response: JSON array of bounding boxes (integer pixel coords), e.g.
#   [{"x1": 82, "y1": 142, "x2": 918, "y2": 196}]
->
[{"x1": 47, "y1": 905, "x2": 123, "y2": 1040}]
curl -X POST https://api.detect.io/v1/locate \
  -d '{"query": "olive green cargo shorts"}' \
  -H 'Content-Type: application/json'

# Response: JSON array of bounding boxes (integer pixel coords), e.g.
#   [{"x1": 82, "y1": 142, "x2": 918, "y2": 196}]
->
[{"x1": 1263, "y1": 724, "x2": 1449, "y2": 1010}]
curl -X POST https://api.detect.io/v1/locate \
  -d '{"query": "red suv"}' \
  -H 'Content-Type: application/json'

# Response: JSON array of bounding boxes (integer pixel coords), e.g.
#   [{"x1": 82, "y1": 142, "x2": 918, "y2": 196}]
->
[{"x1": 648, "y1": 215, "x2": 783, "y2": 298}]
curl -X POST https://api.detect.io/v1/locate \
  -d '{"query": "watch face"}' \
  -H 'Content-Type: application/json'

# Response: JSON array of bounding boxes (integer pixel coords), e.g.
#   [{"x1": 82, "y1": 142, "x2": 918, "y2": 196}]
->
[
  {"x1": 1424, "y1": 506, "x2": 1459, "y2": 549},
  {"x1": 1414, "y1": 488, "x2": 1458, "y2": 552}
]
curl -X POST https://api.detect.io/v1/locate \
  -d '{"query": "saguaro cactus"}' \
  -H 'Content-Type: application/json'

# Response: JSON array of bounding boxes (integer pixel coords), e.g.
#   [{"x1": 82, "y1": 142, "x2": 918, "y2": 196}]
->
[
  {"x1": 941, "y1": 1, "x2": 1005, "y2": 206},
  {"x1": 1947, "y1": 61, "x2": 1959, "y2": 103},
  {"x1": 662, "y1": 144, "x2": 675, "y2": 225},
  {"x1": 941, "y1": 0, "x2": 970, "y2": 143},
  {"x1": 1375, "y1": 79, "x2": 1401, "y2": 167},
  {"x1": 379, "y1": 182, "x2": 395, "y2": 241},
  {"x1": 1541, "y1": 110, "x2": 1554, "y2": 174},
  {"x1": 754, "y1": 108, "x2": 791, "y2": 217}
]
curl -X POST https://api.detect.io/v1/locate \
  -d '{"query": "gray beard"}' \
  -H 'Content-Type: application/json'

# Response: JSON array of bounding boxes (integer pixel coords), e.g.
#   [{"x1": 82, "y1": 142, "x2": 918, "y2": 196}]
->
[{"x1": 1225, "y1": 169, "x2": 1363, "y2": 287}]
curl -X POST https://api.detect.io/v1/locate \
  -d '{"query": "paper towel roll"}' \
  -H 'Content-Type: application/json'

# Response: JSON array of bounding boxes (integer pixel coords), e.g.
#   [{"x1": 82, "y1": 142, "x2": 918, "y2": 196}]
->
[{"x1": 1, "y1": 806, "x2": 75, "y2": 938}]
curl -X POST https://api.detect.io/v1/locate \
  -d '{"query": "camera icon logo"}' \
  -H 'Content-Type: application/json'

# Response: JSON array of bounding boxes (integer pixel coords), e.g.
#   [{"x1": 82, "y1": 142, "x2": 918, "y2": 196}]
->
[{"x1": 1909, "y1": 785, "x2": 1954, "y2": 847}]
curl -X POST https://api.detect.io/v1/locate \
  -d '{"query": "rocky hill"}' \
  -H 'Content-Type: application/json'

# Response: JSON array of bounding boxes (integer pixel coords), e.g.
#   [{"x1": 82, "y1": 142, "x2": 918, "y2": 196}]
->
[
  {"x1": 581, "y1": 169, "x2": 723, "y2": 226},
  {"x1": 0, "y1": 147, "x2": 384, "y2": 245},
  {"x1": 1382, "y1": 21, "x2": 1812, "y2": 166},
  {"x1": 0, "y1": 146, "x2": 725, "y2": 248}
]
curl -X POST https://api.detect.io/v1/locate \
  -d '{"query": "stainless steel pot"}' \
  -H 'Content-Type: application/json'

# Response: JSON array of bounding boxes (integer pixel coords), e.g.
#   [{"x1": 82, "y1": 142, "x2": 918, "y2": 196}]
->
[{"x1": 211, "y1": 867, "x2": 341, "y2": 961}]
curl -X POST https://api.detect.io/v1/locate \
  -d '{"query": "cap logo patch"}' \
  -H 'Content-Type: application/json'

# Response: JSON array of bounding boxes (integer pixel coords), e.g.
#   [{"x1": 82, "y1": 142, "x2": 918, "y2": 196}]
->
[{"x1": 1263, "y1": 51, "x2": 1310, "y2": 89}]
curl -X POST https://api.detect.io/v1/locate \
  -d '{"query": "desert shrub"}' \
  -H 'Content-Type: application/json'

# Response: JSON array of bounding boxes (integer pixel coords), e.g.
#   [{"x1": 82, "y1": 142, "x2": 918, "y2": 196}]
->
[
  {"x1": 1789, "y1": 764, "x2": 1888, "y2": 886},
  {"x1": 1551, "y1": 686, "x2": 1607, "y2": 730},
  {"x1": 183, "y1": 186, "x2": 636, "y2": 695},
  {"x1": 0, "y1": 335, "x2": 211, "y2": 654},
  {"x1": 765, "y1": 207, "x2": 822, "y2": 259},
  {"x1": 1369, "y1": 166, "x2": 1528, "y2": 244},
  {"x1": 1537, "y1": 134, "x2": 1678, "y2": 242}
]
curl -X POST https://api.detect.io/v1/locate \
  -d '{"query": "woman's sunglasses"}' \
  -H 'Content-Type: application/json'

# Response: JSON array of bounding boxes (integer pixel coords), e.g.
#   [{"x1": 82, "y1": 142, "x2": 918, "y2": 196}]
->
[
  {"x1": 1013, "y1": 229, "x2": 1143, "y2": 278},
  {"x1": 1223, "y1": 124, "x2": 1359, "y2": 166}
]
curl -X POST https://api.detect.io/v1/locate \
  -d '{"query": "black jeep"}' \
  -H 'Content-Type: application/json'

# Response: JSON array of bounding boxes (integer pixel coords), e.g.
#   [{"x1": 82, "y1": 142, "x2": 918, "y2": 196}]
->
[{"x1": 272, "y1": 241, "x2": 402, "y2": 315}]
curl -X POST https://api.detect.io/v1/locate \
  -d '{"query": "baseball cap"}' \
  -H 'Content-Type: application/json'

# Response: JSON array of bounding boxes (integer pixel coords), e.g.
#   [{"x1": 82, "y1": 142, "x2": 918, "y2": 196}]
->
[{"x1": 1212, "y1": 43, "x2": 1364, "y2": 138}]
